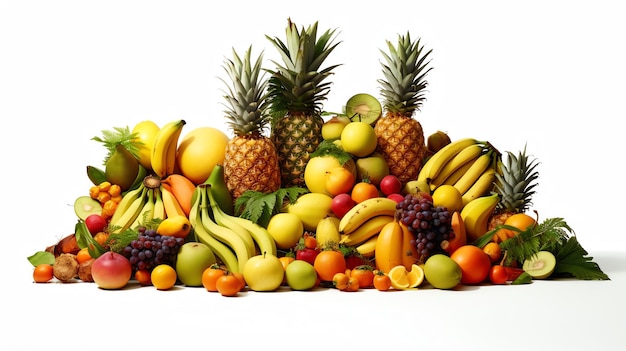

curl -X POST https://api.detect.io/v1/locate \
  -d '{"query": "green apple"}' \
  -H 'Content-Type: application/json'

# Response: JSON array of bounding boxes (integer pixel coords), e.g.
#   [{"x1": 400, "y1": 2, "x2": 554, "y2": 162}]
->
[
  {"x1": 175, "y1": 242, "x2": 217, "y2": 287},
  {"x1": 355, "y1": 152, "x2": 389, "y2": 187},
  {"x1": 340, "y1": 121, "x2": 378, "y2": 158},
  {"x1": 266, "y1": 213, "x2": 304, "y2": 250},
  {"x1": 243, "y1": 253, "x2": 285, "y2": 292},
  {"x1": 423, "y1": 254, "x2": 462, "y2": 289},
  {"x1": 321, "y1": 115, "x2": 351, "y2": 140},
  {"x1": 285, "y1": 259, "x2": 318, "y2": 291}
]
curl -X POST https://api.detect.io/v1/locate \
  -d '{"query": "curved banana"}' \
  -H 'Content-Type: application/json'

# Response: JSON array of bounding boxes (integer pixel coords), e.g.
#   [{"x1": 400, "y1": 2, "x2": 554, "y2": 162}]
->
[
  {"x1": 355, "y1": 234, "x2": 378, "y2": 257},
  {"x1": 417, "y1": 138, "x2": 481, "y2": 183},
  {"x1": 151, "y1": 119, "x2": 186, "y2": 179},
  {"x1": 374, "y1": 219, "x2": 404, "y2": 273},
  {"x1": 199, "y1": 188, "x2": 249, "y2": 273},
  {"x1": 110, "y1": 186, "x2": 148, "y2": 234},
  {"x1": 131, "y1": 187, "x2": 155, "y2": 228},
  {"x1": 441, "y1": 157, "x2": 476, "y2": 187},
  {"x1": 460, "y1": 192, "x2": 499, "y2": 243},
  {"x1": 461, "y1": 167, "x2": 496, "y2": 207},
  {"x1": 400, "y1": 222, "x2": 420, "y2": 269},
  {"x1": 110, "y1": 184, "x2": 145, "y2": 224},
  {"x1": 161, "y1": 185, "x2": 186, "y2": 218},
  {"x1": 453, "y1": 151, "x2": 493, "y2": 195},
  {"x1": 339, "y1": 197, "x2": 398, "y2": 235},
  {"x1": 315, "y1": 216, "x2": 341, "y2": 250},
  {"x1": 339, "y1": 214, "x2": 394, "y2": 246},
  {"x1": 189, "y1": 193, "x2": 240, "y2": 273},
  {"x1": 429, "y1": 144, "x2": 484, "y2": 190},
  {"x1": 152, "y1": 187, "x2": 166, "y2": 221}
]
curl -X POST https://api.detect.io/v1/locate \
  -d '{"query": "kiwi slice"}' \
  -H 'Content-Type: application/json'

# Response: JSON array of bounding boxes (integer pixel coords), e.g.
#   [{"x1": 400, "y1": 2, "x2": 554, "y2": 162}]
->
[
  {"x1": 345, "y1": 93, "x2": 382, "y2": 125},
  {"x1": 74, "y1": 196, "x2": 103, "y2": 220},
  {"x1": 522, "y1": 251, "x2": 556, "y2": 279}
]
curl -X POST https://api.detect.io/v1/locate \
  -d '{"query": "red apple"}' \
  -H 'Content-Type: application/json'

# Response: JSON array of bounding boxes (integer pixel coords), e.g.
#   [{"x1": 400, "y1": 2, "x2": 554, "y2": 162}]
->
[
  {"x1": 387, "y1": 193, "x2": 405, "y2": 203},
  {"x1": 379, "y1": 174, "x2": 402, "y2": 196},
  {"x1": 85, "y1": 214, "x2": 107, "y2": 235},
  {"x1": 91, "y1": 252, "x2": 132, "y2": 289},
  {"x1": 331, "y1": 193, "x2": 357, "y2": 219}
]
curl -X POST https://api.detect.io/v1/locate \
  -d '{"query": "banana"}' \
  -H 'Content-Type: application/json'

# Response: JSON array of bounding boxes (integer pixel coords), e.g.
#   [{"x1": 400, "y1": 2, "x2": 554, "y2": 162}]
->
[
  {"x1": 151, "y1": 119, "x2": 186, "y2": 179},
  {"x1": 441, "y1": 157, "x2": 476, "y2": 187},
  {"x1": 428, "y1": 143, "x2": 485, "y2": 191},
  {"x1": 460, "y1": 192, "x2": 499, "y2": 243},
  {"x1": 339, "y1": 214, "x2": 394, "y2": 246},
  {"x1": 109, "y1": 186, "x2": 148, "y2": 234},
  {"x1": 198, "y1": 187, "x2": 250, "y2": 273},
  {"x1": 161, "y1": 185, "x2": 186, "y2": 218},
  {"x1": 189, "y1": 192, "x2": 240, "y2": 273},
  {"x1": 131, "y1": 187, "x2": 155, "y2": 229},
  {"x1": 417, "y1": 138, "x2": 481, "y2": 183},
  {"x1": 152, "y1": 187, "x2": 166, "y2": 221},
  {"x1": 315, "y1": 216, "x2": 341, "y2": 250},
  {"x1": 461, "y1": 167, "x2": 496, "y2": 207},
  {"x1": 338, "y1": 197, "x2": 398, "y2": 235},
  {"x1": 374, "y1": 219, "x2": 404, "y2": 273},
  {"x1": 453, "y1": 151, "x2": 493, "y2": 195},
  {"x1": 109, "y1": 184, "x2": 145, "y2": 224},
  {"x1": 355, "y1": 234, "x2": 378, "y2": 257}
]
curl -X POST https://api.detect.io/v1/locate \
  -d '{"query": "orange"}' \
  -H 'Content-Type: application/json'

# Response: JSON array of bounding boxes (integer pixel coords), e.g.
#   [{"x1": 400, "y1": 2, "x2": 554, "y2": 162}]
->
[
  {"x1": 33, "y1": 264, "x2": 54, "y2": 283},
  {"x1": 314, "y1": 250, "x2": 347, "y2": 282},
  {"x1": 201, "y1": 264, "x2": 225, "y2": 292},
  {"x1": 483, "y1": 242, "x2": 502, "y2": 263},
  {"x1": 76, "y1": 247, "x2": 93, "y2": 264},
  {"x1": 450, "y1": 245, "x2": 492, "y2": 285},
  {"x1": 134, "y1": 269, "x2": 152, "y2": 286},
  {"x1": 151, "y1": 264, "x2": 177, "y2": 290},
  {"x1": 351, "y1": 182, "x2": 379, "y2": 204},
  {"x1": 505, "y1": 213, "x2": 536, "y2": 231}
]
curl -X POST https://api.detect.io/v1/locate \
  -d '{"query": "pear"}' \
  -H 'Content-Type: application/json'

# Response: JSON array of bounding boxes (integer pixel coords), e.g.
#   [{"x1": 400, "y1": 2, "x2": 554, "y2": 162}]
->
[
  {"x1": 105, "y1": 144, "x2": 139, "y2": 191},
  {"x1": 204, "y1": 164, "x2": 234, "y2": 215}
]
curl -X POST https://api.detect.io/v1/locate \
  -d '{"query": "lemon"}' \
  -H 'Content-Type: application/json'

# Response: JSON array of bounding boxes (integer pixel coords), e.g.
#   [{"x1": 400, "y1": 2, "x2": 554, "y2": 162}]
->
[
  {"x1": 432, "y1": 185, "x2": 463, "y2": 213},
  {"x1": 388, "y1": 265, "x2": 410, "y2": 290}
]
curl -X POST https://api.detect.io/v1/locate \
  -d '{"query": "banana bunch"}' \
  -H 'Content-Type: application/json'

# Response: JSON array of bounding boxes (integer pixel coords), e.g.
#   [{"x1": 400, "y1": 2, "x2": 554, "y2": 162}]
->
[
  {"x1": 417, "y1": 137, "x2": 500, "y2": 207},
  {"x1": 109, "y1": 184, "x2": 165, "y2": 234},
  {"x1": 460, "y1": 192, "x2": 499, "y2": 243},
  {"x1": 151, "y1": 119, "x2": 186, "y2": 179},
  {"x1": 337, "y1": 197, "x2": 398, "y2": 256},
  {"x1": 189, "y1": 184, "x2": 277, "y2": 273}
]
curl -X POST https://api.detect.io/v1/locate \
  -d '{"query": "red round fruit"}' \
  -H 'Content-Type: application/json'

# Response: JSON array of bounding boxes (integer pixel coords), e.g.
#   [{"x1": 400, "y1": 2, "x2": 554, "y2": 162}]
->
[
  {"x1": 379, "y1": 175, "x2": 402, "y2": 196},
  {"x1": 331, "y1": 193, "x2": 357, "y2": 218},
  {"x1": 387, "y1": 193, "x2": 405, "y2": 203},
  {"x1": 85, "y1": 214, "x2": 107, "y2": 235},
  {"x1": 91, "y1": 251, "x2": 132, "y2": 289},
  {"x1": 489, "y1": 265, "x2": 508, "y2": 285}
]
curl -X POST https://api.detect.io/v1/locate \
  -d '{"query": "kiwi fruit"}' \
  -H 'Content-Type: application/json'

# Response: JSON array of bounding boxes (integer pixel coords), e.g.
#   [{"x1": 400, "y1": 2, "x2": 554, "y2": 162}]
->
[
  {"x1": 522, "y1": 251, "x2": 556, "y2": 279},
  {"x1": 345, "y1": 93, "x2": 382, "y2": 125},
  {"x1": 74, "y1": 196, "x2": 103, "y2": 220}
]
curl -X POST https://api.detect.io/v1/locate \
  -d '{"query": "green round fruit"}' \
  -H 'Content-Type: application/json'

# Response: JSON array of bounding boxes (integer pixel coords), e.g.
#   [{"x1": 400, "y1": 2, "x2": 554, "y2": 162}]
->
[
  {"x1": 285, "y1": 260, "x2": 318, "y2": 291},
  {"x1": 423, "y1": 254, "x2": 462, "y2": 289},
  {"x1": 345, "y1": 93, "x2": 382, "y2": 125}
]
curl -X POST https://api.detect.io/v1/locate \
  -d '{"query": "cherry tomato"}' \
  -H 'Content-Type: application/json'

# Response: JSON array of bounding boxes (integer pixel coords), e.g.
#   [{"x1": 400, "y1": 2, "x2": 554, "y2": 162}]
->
[
  {"x1": 350, "y1": 265, "x2": 375, "y2": 288},
  {"x1": 489, "y1": 265, "x2": 508, "y2": 285},
  {"x1": 373, "y1": 270, "x2": 392, "y2": 291},
  {"x1": 345, "y1": 254, "x2": 369, "y2": 270},
  {"x1": 216, "y1": 272, "x2": 242, "y2": 297},
  {"x1": 303, "y1": 233, "x2": 317, "y2": 249}
]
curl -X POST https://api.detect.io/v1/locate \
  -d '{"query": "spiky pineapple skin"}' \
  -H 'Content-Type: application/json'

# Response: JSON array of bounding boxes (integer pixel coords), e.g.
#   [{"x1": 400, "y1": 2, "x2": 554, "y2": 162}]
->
[
  {"x1": 374, "y1": 115, "x2": 427, "y2": 185},
  {"x1": 271, "y1": 113, "x2": 323, "y2": 188},
  {"x1": 224, "y1": 135, "x2": 281, "y2": 199}
]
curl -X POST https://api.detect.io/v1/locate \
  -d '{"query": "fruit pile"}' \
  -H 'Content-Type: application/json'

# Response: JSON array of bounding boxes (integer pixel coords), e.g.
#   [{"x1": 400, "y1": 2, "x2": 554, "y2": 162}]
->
[{"x1": 28, "y1": 19, "x2": 609, "y2": 296}]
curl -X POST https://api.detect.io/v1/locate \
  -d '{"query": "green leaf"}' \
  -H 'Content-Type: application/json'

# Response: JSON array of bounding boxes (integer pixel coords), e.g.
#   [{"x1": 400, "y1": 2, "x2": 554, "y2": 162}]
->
[
  {"x1": 498, "y1": 217, "x2": 571, "y2": 266},
  {"x1": 74, "y1": 220, "x2": 107, "y2": 258},
  {"x1": 309, "y1": 140, "x2": 353, "y2": 165},
  {"x1": 91, "y1": 126, "x2": 141, "y2": 166},
  {"x1": 553, "y1": 236, "x2": 610, "y2": 280},
  {"x1": 235, "y1": 187, "x2": 309, "y2": 228},
  {"x1": 27, "y1": 251, "x2": 55, "y2": 267},
  {"x1": 511, "y1": 271, "x2": 533, "y2": 285}
]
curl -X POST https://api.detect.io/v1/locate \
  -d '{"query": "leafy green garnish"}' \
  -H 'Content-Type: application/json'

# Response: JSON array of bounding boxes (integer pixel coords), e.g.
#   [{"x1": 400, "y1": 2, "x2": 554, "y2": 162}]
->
[
  {"x1": 511, "y1": 271, "x2": 533, "y2": 285},
  {"x1": 27, "y1": 251, "x2": 55, "y2": 267},
  {"x1": 235, "y1": 187, "x2": 308, "y2": 227},
  {"x1": 91, "y1": 126, "x2": 141, "y2": 166},
  {"x1": 309, "y1": 140, "x2": 353, "y2": 165},
  {"x1": 553, "y1": 236, "x2": 610, "y2": 280},
  {"x1": 75, "y1": 220, "x2": 107, "y2": 258}
]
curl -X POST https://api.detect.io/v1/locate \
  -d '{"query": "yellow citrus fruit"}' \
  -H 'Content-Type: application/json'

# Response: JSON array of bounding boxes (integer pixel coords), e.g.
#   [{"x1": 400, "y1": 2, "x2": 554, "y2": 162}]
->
[
  {"x1": 151, "y1": 264, "x2": 177, "y2": 290},
  {"x1": 407, "y1": 264, "x2": 425, "y2": 288},
  {"x1": 131, "y1": 120, "x2": 160, "y2": 170},
  {"x1": 388, "y1": 265, "x2": 410, "y2": 290},
  {"x1": 432, "y1": 185, "x2": 463, "y2": 213}
]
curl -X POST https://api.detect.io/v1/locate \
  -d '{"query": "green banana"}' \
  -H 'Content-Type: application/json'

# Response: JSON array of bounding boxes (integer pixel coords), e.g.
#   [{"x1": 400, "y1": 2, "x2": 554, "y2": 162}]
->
[{"x1": 109, "y1": 184, "x2": 145, "y2": 225}]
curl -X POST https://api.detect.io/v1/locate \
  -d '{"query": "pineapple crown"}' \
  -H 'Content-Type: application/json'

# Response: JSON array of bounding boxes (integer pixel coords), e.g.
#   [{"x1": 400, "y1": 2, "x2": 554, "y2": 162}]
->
[
  {"x1": 494, "y1": 144, "x2": 540, "y2": 213},
  {"x1": 219, "y1": 46, "x2": 272, "y2": 137},
  {"x1": 378, "y1": 32, "x2": 433, "y2": 117},
  {"x1": 265, "y1": 18, "x2": 342, "y2": 119}
]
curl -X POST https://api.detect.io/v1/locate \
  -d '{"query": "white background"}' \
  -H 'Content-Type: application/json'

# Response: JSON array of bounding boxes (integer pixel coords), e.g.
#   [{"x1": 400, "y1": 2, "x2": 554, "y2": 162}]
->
[{"x1": 1, "y1": 1, "x2": 625, "y2": 350}]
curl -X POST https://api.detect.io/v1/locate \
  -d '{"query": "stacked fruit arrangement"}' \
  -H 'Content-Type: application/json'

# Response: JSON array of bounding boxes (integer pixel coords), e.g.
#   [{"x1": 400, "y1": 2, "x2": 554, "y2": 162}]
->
[{"x1": 28, "y1": 19, "x2": 609, "y2": 295}]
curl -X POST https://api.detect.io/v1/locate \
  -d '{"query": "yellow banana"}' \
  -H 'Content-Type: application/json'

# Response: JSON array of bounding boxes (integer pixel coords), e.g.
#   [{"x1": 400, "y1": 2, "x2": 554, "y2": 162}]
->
[
  {"x1": 131, "y1": 187, "x2": 155, "y2": 228},
  {"x1": 198, "y1": 187, "x2": 249, "y2": 273},
  {"x1": 315, "y1": 216, "x2": 341, "y2": 250},
  {"x1": 151, "y1": 119, "x2": 186, "y2": 179},
  {"x1": 339, "y1": 215, "x2": 394, "y2": 246},
  {"x1": 417, "y1": 138, "x2": 480, "y2": 183},
  {"x1": 152, "y1": 187, "x2": 166, "y2": 221},
  {"x1": 355, "y1": 234, "x2": 378, "y2": 257},
  {"x1": 460, "y1": 192, "x2": 499, "y2": 243},
  {"x1": 338, "y1": 197, "x2": 398, "y2": 235},
  {"x1": 441, "y1": 157, "x2": 477, "y2": 187},
  {"x1": 109, "y1": 186, "x2": 148, "y2": 234},
  {"x1": 461, "y1": 167, "x2": 496, "y2": 207},
  {"x1": 109, "y1": 184, "x2": 145, "y2": 225},
  {"x1": 204, "y1": 184, "x2": 277, "y2": 256},
  {"x1": 453, "y1": 151, "x2": 493, "y2": 195},
  {"x1": 429, "y1": 144, "x2": 485, "y2": 190},
  {"x1": 189, "y1": 192, "x2": 240, "y2": 273},
  {"x1": 161, "y1": 185, "x2": 186, "y2": 218},
  {"x1": 374, "y1": 219, "x2": 404, "y2": 273}
]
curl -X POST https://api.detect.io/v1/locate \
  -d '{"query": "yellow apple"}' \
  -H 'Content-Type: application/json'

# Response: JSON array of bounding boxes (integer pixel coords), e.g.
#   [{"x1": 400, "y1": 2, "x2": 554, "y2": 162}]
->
[
  {"x1": 266, "y1": 213, "x2": 304, "y2": 250},
  {"x1": 321, "y1": 115, "x2": 351, "y2": 140},
  {"x1": 304, "y1": 155, "x2": 357, "y2": 195},
  {"x1": 340, "y1": 121, "x2": 377, "y2": 158}
]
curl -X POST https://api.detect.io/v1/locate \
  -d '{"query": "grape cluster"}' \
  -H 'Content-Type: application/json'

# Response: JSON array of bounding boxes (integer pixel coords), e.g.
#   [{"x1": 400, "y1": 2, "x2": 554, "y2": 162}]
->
[
  {"x1": 396, "y1": 193, "x2": 452, "y2": 260},
  {"x1": 121, "y1": 227, "x2": 185, "y2": 272}
]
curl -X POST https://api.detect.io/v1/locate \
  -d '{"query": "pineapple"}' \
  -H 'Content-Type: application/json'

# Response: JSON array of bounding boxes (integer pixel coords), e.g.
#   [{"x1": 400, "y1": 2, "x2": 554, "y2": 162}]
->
[
  {"x1": 221, "y1": 46, "x2": 281, "y2": 199},
  {"x1": 374, "y1": 32, "x2": 433, "y2": 185},
  {"x1": 488, "y1": 145, "x2": 539, "y2": 229},
  {"x1": 265, "y1": 19, "x2": 341, "y2": 188}
]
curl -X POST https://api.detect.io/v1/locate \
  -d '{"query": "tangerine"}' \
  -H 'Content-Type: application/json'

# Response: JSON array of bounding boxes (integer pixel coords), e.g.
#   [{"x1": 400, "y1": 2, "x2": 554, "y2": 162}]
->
[{"x1": 450, "y1": 245, "x2": 492, "y2": 285}]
